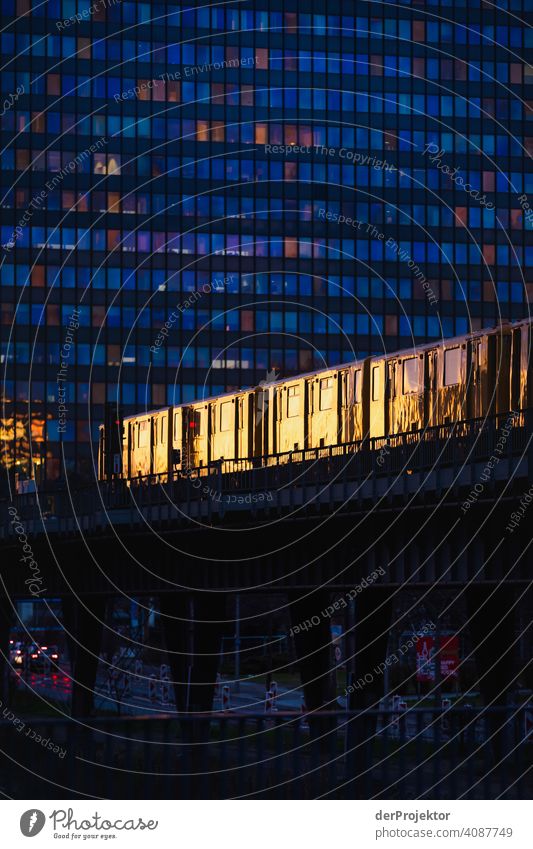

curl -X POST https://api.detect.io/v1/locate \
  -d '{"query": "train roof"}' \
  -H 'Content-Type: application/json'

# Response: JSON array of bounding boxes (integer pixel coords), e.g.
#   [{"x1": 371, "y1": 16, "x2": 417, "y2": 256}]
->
[{"x1": 122, "y1": 317, "x2": 532, "y2": 422}]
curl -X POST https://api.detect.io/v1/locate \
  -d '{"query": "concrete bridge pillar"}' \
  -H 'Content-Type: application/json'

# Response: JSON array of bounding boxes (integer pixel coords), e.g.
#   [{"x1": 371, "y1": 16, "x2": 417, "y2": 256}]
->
[
  {"x1": 348, "y1": 588, "x2": 394, "y2": 710},
  {"x1": 0, "y1": 591, "x2": 14, "y2": 705},
  {"x1": 62, "y1": 595, "x2": 108, "y2": 718},
  {"x1": 466, "y1": 585, "x2": 517, "y2": 708},
  {"x1": 345, "y1": 588, "x2": 394, "y2": 798},
  {"x1": 465, "y1": 584, "x2": 522, "y2": 766},
  {"x1": 160, "y1": 591, "x2": 229, "y2": 715},
  {"x1": 159, "y1": 593, "x2": 190, "y2": 713},
  {"x1": 288, "y1": 589, "x2": 335, "y2": 713}
]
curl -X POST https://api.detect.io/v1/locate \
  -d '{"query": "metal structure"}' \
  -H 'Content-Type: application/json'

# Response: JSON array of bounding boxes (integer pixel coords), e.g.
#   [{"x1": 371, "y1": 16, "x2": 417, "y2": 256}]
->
[
  {"x1": 98, "y1": 320, "x2": 532, "y2": 481},
  {"x1": 0, "y1": 706, "x2": 530, "y2": 799}
]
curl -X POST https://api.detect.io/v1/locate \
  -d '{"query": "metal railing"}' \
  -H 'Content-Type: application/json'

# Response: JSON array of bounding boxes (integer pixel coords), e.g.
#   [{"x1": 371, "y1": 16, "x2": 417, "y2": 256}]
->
[
  {"x1": 2, "y1": 411, "x2": 530, "y2": 528},
  {"x1": 0, "y1": 705, "x2": 530, "y2": 799}
]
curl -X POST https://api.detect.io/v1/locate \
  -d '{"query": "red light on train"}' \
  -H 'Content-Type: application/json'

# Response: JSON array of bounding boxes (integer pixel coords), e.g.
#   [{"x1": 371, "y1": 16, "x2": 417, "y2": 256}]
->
[{"x1": 189, "y1": 421, "x2": 195, "y2": 428}]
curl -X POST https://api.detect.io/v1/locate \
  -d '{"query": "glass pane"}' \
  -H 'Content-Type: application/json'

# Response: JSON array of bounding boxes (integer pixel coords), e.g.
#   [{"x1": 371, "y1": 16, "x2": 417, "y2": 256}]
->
[
  {"x1": 444, "y1": 348, "x2": 461, "y2": 385},
  {"x1": 220, "y1": 401, "x2": 232, "y2": 431},
  {"x1": 403, "y1": 358, "x2": 420, "y2": 393}
]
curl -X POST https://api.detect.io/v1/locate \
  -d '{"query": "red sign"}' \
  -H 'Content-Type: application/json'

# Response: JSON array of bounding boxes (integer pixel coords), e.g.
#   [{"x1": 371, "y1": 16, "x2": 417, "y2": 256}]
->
[{"x1": 416, "y1": 635, "x2": 459, "y2": 681}]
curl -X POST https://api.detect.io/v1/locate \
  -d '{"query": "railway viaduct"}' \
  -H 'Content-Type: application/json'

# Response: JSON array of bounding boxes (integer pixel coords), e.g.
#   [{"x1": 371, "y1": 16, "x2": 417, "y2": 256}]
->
[{"x1": 1, "y1": 413, "x2": 531, "y2": 726}]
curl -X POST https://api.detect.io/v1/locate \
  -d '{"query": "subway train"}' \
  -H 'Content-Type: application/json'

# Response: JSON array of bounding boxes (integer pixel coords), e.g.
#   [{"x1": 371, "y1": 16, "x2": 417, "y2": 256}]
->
[{"x1": 98, "y1": 319, "x2": 532, "y2": 482}]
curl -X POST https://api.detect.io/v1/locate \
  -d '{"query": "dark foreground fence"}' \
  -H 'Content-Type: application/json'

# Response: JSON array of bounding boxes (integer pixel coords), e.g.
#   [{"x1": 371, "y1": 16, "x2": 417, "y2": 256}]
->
[{"x1": 0, "y1": 706, "x2": 531, "y2": 799}]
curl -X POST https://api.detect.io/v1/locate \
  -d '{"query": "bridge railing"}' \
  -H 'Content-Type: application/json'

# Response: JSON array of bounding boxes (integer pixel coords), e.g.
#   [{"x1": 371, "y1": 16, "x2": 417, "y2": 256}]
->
[
  {"x1": 0, "y1": 705, "x2": 530, "y2": 799},
  {"x1": 1, "y1": 411, "x2": 530, "y2": 524}
]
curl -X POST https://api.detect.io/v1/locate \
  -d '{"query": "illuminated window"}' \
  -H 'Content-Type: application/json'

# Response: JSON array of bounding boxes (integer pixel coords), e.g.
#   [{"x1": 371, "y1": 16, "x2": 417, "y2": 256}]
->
[
  {"x1": 108, "y1": 192, "x2": 121, "y2": 212},
  {"x1": 255, "y1": 124, "x2": 268, "y2": 143},
  {"x1": 94, "y1": 154, "x2": 107, "y2": 175},
  {"x1": 197, "y1": 120, "x2": 210, "y2": 141},
  {"x1": 444, "y1": 348, "x2": 461, "y2": 386},
  {"x1": 354, "y1": 370, "x2": 362, "y2": 403},
  {"x1": 320, "y1": 377, "x2": 333, "y2": 410},
  {"x1": 138, "y1": 421, "x2": 148, "y2": 447},
  {"x1": 47, "y1": 74, "x2": 60, "y2": 95},
  {"x1": 220, "y1": 401, "x2": 232, "y2": 431},
  {"x1": 455, "y1": 207, "x2": 468, "y2": 227},
  {"x1": 287, "y1": 385, "x2": 300, "y2": 417},
  {"x1": 78, "y1": 37, "x2": 91, "y2": 59},
  {"x1": 372, "y1": 366, "x2": 381, "y2": 401},
  {"x1": 403, "y1": 358, "x2": 420, "y2": 393},
  {"x1": 256, "y1": 49, "x2": 268, "y2": 70},
  {"x1": 107, "y1": 155, "x2": 121, "y2": 176},
  {"x1": 167, "y1": 81, "x2": 180, "y2": 102}
]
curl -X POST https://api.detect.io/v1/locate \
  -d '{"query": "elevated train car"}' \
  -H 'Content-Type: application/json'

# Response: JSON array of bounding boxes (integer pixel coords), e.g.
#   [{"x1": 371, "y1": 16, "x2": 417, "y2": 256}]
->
[{"x1": 98, "y1": 319, "x2": 532, "y2": 482}]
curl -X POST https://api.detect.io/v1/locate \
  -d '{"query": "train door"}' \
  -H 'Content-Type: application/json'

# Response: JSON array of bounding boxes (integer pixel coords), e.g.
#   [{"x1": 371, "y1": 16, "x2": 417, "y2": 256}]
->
[
  {"x1": 209, "y1": 403, "x2": 216, "y2": 464},
  {"x1": 520, "y1": 321, "x2": 532, "y2": 410},
  {"x1": 340, "y1": 369, "x2": 351, "y2": 443},
  {"x1": 511, "y1": 327, "x2": 521, "y2": 413},
  {"x1": 369, "y1": 360, "x2": 386, "y2": 438},
  {"x1": 263, "y1": 385, "x2": 273, "y2": 457},
  {"x1": 424, "y1": 350, "x2": 438, "y2": 426},
  {"x1": 250, "y1": 390, "x2": 263, "y2": 459},
  {"x1": 385, "y1": 359, "x2": 396, "y2": 435},
  {"x1": 467, "y1": 338, "x2": 483, "y2": 420},
  {"x1": 172, "y1": 407, "x2": 184, "y2": 474},
  {"x1": 307, "y1": 379, "x2": 315, "y2": 447},
  {"x1": 236, "y1": 396, "x2": 247, "y2": 459},
  {"x1": 495, "y1": 328, "x2": 512, "y2": 414}
]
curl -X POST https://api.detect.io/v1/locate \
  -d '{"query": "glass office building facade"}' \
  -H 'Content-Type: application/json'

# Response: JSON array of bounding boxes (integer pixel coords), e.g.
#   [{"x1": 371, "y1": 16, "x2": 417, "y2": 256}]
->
[{"x1": 1, "y1": 0, "x2": 531, "y2": 480}]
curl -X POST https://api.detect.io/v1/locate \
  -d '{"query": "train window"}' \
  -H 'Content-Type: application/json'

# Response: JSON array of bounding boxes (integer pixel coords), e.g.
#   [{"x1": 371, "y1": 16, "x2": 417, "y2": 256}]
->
[
  {"x1": 138, "y1": 420, "x2": 148, "y2": 447},
  {"x1": 444, "y1": 348, "x2": 461, "y2": 386},
  {"x1": 220, "y1": 401, "x2": 232, "y2": 431},
  {"x1": 372, "y1": 366, "x2": 381, "y2": 401},
  {"x1": 354, "y1": 370, "x2": 362, "y2": 403},
  {"x1": 174, "y1": 413, "x2": 180, "y2": 440},
  {"x1": 403, "y1": 358, "x2": 420, "y2": 394},
  {"x1": 193, "y1": 410, "x2": 202, "y2": 435},
  {"x1": 287, "y1": 385, "x2": 300, "y2": 417},
  {"x1": 319, "y1": 377, "x2": 333, "y2": 410},
  {"x1": 238, "y1": 399, "x2": 244, "y2": 429},
  {"x1": 160, "y1": 417, "x2": 166, "y2": 444}
]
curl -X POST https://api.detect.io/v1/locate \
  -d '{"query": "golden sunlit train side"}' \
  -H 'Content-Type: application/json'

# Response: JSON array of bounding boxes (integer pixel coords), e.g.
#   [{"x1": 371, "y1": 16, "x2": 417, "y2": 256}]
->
[{"x1": 98, "y1": 319, "x2": 532, "y2": 482}]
